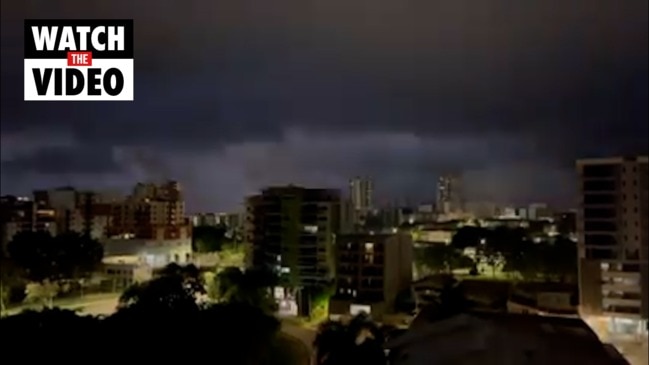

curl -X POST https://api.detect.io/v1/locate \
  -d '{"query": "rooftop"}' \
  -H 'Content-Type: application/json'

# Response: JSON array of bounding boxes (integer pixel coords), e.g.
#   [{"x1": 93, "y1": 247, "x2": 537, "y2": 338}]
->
[{"x1": 388, "y1": 309, "x2": 629, "y2": 365}]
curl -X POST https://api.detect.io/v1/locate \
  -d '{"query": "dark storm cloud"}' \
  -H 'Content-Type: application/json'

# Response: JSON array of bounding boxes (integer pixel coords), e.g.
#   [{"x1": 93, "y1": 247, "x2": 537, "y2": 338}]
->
[
  {"x1": 160, "y1": 130, "x2": 577, "y2": 210},
  {"x1": 1, "y1": 0, "x2": 647, "y2": 210},
  {"x1": 2, "y1": 146, "x2": 121, "y2": 175}
]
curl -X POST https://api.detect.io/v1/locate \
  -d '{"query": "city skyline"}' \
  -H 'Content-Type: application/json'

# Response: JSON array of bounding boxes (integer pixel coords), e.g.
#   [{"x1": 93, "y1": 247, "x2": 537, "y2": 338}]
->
[
  {"x1": 0, "y1": 175, "x2": 586, "y2": 215},
  {"x1": 2, "y1": 1, "x2": 648, "y2": 212}
]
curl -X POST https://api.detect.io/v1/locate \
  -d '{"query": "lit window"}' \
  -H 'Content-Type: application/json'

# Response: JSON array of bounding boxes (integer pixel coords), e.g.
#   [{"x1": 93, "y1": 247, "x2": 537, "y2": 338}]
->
[
  {"x1": 364, "y1": 242, "x2": 374, "y2": 253},
  {"x1": 303, "y1": 225, "x2": 318, "y2": 234}
]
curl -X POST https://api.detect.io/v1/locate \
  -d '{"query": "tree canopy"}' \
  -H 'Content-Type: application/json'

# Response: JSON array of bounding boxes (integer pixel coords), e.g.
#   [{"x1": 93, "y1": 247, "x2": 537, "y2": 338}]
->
[
  {"x1": 502, "y1": 235, "x2": 577, "y2": 282},
  {"x1": 212, "y1": 266, "x2": 278, "y2": 313},
  {"x1": 192, "y1": 224, "x2": 229, "y2": 252},
  {"x1": 1, "y1": 263, "x2": 296, "y2": 364},
  {"x1": 414, "y1": 243, "x2": 474, "y2": 275},
  {"x1": 7, "y1": 231, "x2": 103, "y2": 282},
  {"x1": 451, "y1": 226, "x2": 485, "y2": 250},
  {"x1": 448, "y1": 226, "x2": 577, "y2": 282},
  {"x1": 2, "y1": 304, "x2": 283, "y2": 364},
  {"x1": 119, "y1": 263, "x2": 205, "y2": 313}
]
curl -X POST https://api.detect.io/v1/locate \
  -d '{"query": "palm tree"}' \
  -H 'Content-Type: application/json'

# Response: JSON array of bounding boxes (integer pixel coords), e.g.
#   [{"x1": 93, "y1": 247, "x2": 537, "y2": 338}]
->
[{"x1": 313, "y1": 313, "x2": 387, "y2": 365}]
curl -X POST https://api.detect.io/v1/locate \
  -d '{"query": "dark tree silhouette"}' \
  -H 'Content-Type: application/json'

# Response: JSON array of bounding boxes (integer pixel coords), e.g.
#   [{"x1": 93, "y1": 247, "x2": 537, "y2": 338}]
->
[
  {"x1": 214, "y1": 266, "x2": 278, "y2": 312},
  {"x1": 2, "y1": 259, "x2": 303, "y2": 365},
  {"x1": 1, "y1": 308, "x2": 100, "y2": 353},
  {"x1": 192, "y1": 224, "x2": 229, "y2": 252},
  {"x1": 414, "y1": 244, "x2": 474, "y2": 274},
  {"x1": 314, "y1": 313, "x2": 387, "y2": 365},
  {"x1": 119, "y1": 263, "x2": 205, "y2": 313},
  {"x1": 451, "y1": 226, "x2": 487, "y2": 250},
  {"x1": 1, "y1": 304, "x2": 284, "y2": 364},
  {"x1": 54, "y1": 232, "x2": 104, "y2": 279},
  {"x1": 548, "y1": 236, "x2": 578, "y2": 282},
  {"x1": 1, "y1": 255, "x2": 24, "y2": 311},
  {"x1": 7, "y1": 231, "x2": 57, "y2": 281},
  {"x1": 501, "y1": 235, "x2": 577, "y2": 282},
  {"x1": 7, "y1": 231, "x2": 103, "y2": 282},
  {"x1": 487, "y1": 226, "x2": 529, "y2": 258}
]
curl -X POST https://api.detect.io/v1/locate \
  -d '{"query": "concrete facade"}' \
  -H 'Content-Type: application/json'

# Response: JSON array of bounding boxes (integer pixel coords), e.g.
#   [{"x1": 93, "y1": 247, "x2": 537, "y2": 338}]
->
[
  {"x1": 330, "y1": 232, "x2": 413, "y2": 320},
  {"x1": 102, "y1": 237, "x2": 192, "y2": 269},
  {"x1": 576, "y1": 156, "x2": 648, "y2": 339}
]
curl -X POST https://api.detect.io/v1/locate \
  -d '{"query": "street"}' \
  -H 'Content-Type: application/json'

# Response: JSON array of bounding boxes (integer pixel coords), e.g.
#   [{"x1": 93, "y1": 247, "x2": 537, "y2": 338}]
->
[
  {"x1": 281, "y1": 321, "x2": 317, "y2": 365},
  {"x1": 4, "y1": 293, "x2": 120, "y2": 317},
  {"x1": 62, "y1": 295, "x2": 120, "y2": 315}
]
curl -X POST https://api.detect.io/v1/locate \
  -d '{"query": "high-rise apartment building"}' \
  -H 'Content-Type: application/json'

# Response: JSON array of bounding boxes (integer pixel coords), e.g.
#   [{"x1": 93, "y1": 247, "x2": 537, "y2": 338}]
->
[
  {"x1": 436, "y1": 174, "x2": 464, "y2": 215},
  {"x1": 329, "y1": 232, "x2": 413, "y2": 320},
  {"x1": 576, "y1": 156, "x2": 648, "y2": 340},
  {"x1": 346, "y1": 177, "x2": 374, "y2": 230},
  {"x1": 109, "y1": 181, "x2": 189, "y2": 240},
  {"x1": 349, "y1": 177, "x2": 373, "y2": 212},
  {"x1": 31, "y1": 187, "x2": 115, "y2": 239},
  {"x1": 245, "y1": 186, "x2": 340, "y2": 289}
]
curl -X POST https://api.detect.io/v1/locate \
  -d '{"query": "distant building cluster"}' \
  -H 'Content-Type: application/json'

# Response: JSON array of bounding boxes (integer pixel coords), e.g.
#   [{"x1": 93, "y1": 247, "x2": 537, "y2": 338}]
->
[
  {"x1": 2, "y1": 155, "x2": 647, "y2": 363},
  {"x1": 1, "y1": 181, "x2": 194, "y2": 289},
  {"x1": 238, "y1": 172, "x2": 582, "y2": 319}
]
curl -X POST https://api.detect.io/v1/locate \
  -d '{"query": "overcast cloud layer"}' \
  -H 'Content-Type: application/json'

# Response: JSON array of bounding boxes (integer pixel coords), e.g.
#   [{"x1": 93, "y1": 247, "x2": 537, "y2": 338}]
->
[{"x1": 1, "y1": 0, "x2": 647, "y2": 211}]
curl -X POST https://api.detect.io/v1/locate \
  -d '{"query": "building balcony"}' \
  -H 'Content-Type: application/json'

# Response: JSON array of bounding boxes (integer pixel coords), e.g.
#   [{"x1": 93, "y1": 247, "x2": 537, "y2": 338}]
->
[
  {"x1": 602, "y1": 298, "x2": 642, "y2": 308},
  {"x1": 602, "y1": 271, "x2": 641, "y2": 279},
  {"x1": 601, "y1": 284, "x2": 642, "y2": 293},
  {"x1": 602, "y1": 311, "x2": 642, "y2": 319}
]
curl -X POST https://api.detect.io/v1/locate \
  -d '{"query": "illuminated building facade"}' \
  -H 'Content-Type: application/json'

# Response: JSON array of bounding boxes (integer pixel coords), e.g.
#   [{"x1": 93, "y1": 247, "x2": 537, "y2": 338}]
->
[
  {"x1": 329, "y1": 232, "x2": 413, "y2": 320},
  {"x1": 576, "y1": 156, "x2": 648, "y2": 342}
]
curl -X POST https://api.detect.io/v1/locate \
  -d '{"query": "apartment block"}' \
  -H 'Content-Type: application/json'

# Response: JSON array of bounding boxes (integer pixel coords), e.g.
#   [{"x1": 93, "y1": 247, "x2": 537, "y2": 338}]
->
[
  {"x1": 191, "y1": 213, "x2": 219, "y2": 226},
  {"x1": 0, "y1": 195, "x2": 57, "y2": 253},
  {"x1": 109, "y1": 181, "x2": 189, "y2": 240},
  {"x1": 329, "y1": 232, "x2": 413, "y2": 320},
  {"x1": 576, "y1": 156, "x2": 648, "y2": 340},
  {"x1": 245, "y1": 186, "x2": 340, "y2": 288},
  {"x1": 349, "y1": 177, "x2": 373, "y2": 212},
  {"x1": 436, "y1": 173, "x2": 464, "y2": 215}
]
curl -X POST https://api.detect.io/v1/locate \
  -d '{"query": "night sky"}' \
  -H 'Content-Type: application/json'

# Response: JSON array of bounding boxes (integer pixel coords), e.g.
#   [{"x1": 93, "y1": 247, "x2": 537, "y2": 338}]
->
[{"x1": 1, "y1": 1, "x2": 647, "y2": 212}]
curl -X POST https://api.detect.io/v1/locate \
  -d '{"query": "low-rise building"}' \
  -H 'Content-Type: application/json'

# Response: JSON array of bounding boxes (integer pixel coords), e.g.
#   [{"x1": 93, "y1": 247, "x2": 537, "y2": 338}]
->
[
  {"x1": 413, "y1": 229, "x2": 454, "y2": 246},
  {"x1": 329, "y1": 232, "x2": 412, "y2": 321},
  {"x1": 102, "y1": 237, "x2": 192, "y2": 269},
  {"x1": 102, "y1": 255, "x2": 153, "y2": 290}
]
